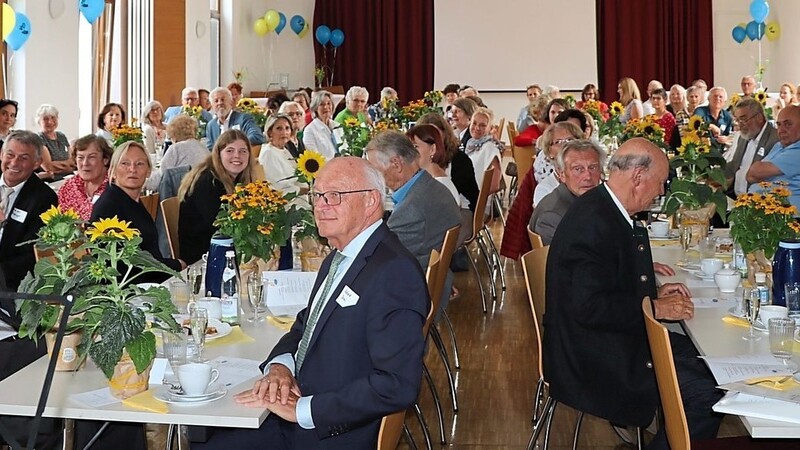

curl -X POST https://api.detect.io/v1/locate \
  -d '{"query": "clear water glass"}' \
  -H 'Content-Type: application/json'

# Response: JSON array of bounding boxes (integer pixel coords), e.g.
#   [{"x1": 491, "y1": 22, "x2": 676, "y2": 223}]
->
[
  {"x1": 246, "y1": 274, "x2": 265, "y2": 323},
  {"x1": 188, "y1": 263, "x2": 204, "y2": 302},
  {"x1": 679, "y1": 225, "x2": 693, "y2": 264},
  {"x1": 743, "y1": 288, "x2": 762, "y2": 341},
  {"x1": 190, "y1": 307, "x2": 209, "y2": 361}
]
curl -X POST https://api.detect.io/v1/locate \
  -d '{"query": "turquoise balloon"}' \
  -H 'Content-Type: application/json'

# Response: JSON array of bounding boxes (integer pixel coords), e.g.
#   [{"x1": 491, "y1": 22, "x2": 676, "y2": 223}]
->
[
  {"x1": 290, "y1": 15, "x2": 305, "y2": 36},
  {"x1": 275, "y1": 12, "x2": 287, "y2": 35},
  {"x1": 746, "y1": 20, "x2": 759, "y2": 40},
  {"x1": 79, "y1": 0, "x2": 105, "y2": 24},
  {"x1": 6, "y1": 12, "x2": 30, "y2": 51},
  {"x1": 749, "y1": 0, "x2": 769, "y2": 23},
  {"x1": 315, "y1": 25, "x2": 330, "y2": 46},
  {"x1": 732, "y1": 25, "x2": 746, "y2": 44},
  {"x1": 330, "y1": 29, "x2": 344, "y2": 48}
]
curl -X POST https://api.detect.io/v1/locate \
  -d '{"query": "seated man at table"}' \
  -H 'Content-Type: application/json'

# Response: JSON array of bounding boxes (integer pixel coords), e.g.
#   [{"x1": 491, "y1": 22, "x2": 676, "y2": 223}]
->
[
  {"x1": 205, "y1": 87, "x2": 266, "y2": 150},
  {"x1": 163, "y1": 86, "x2": 213, "y2": 124},
  {"x1": 543, "y1": 138, "x2": 723, "y2": 449},
  {"x1": 196, "y1": 157, "x2": 428, "y2": 450},
  {"x1": 724, "y1": 97, "x2": 778, "y2": 198},
  {"x1": 746, "y1": 105, "x2": 800, "y2": 211}
]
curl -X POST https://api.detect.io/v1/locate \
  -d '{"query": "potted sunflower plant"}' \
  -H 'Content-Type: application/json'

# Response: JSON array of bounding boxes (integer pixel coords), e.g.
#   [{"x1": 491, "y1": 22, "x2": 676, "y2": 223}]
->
[{"x1": 17, "y1": 207, "x2": 181, "y2": 399}]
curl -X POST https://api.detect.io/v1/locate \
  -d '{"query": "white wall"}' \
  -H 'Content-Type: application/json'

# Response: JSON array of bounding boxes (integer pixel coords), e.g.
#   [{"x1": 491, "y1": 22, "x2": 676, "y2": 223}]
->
[
  {"x1": 219, "y1": 0, "x2": 316, "y2": 94},
  {"x1": 8, "y1": 0, "x2": 80, "y2": 138},
  {"x1": 186, "y1": 0, "x2": 212, "y2": 92},
  {"x1": 712, "y1": 0, "x2": 799, "y2": 95}
]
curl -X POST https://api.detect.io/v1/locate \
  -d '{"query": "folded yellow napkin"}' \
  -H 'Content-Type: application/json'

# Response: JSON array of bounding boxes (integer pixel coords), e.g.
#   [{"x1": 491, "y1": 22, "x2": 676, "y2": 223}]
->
[
  {"x1": 744, "y1": 376, "x2": 800, "y2": 391},
  {"x1": 649, "y1": 239, "x2": 678, "y2": 247},
  {"x1": 122, "y1": 390, "x2": 168, "y2": 413},
  {"x1": 721, "y1": 315, "x2": 750, "y2": 328},
  {"x1": 205, "y1": 326, "x2": 255, "y2": 347},
  {"x1": 267, "y1": 316, "x2": 295, "y2": 331}
]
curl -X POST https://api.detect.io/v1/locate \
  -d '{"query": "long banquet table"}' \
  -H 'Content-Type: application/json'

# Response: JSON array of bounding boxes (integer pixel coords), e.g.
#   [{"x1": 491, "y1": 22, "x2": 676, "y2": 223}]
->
[{"x1": 651, "y1": 237, "x2": 800, "y2": 439}]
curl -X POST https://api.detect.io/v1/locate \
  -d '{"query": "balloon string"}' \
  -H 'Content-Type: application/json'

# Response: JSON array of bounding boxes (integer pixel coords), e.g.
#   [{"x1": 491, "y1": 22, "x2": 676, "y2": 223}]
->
[{"x1": 331, "y1": 48, "x2": 337, "y2": 86}]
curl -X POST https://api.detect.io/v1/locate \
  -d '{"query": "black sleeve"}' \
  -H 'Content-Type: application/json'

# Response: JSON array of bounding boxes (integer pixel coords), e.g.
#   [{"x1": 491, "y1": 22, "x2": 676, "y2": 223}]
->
[
  {"x1": 450, "y1": 152, "x2": 479, "y2": 211},
  {"x1": 178, "y1": 172, "x2": 223, "y2": 264}
]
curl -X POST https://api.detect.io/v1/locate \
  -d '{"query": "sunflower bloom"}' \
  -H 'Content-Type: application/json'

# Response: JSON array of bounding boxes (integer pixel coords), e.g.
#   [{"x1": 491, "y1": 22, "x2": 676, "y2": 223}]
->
[
  {"x1": 688, "y1": 116, "x2": 704, "y2": 132},
  {"x1": 86, "y1": 216, "x2": 140, "y2": 242},
  {"x1": 297, "y1": 150, "x2": 326, "y2": 181}
]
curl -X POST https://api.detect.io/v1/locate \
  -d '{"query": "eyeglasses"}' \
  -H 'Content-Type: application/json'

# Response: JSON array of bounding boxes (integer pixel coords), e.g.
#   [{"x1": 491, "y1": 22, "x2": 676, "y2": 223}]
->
[
  {"x1": 286, "y1": 112, "x2": 303, "y2": 117},
  {"x1": 734, "y1": 112, "x2": 759, "y2": 124},
  {"x1": 553, "y1": 138, "x2": 575, "y2": 145},
  {"x1": 311, "y1": 189, "x2": 374, "y2": 206}
]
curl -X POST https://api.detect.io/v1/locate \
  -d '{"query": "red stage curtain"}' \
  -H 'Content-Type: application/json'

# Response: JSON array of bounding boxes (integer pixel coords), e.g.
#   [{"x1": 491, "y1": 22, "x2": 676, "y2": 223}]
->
[
  {"x1": 596, "y1": 0, "x2": 714, "y2": 104},
  {"x1": 313, "y1": 0, "x2": 434, "y2": 103}
]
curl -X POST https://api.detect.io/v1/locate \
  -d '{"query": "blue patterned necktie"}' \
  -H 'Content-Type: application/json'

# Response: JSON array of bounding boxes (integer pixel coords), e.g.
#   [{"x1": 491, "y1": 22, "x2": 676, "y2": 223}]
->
[{"x1": 295, "y1": 251, "x2": 346, "y2": 371}]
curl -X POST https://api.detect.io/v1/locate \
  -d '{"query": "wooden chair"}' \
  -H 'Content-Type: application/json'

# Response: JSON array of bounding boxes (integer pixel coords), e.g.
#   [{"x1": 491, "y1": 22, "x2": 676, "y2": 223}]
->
[
  {"x1": 460, "y1": 166, "x2": 497, "y2": 313},
  {"x1": 140, "y1": 193, "x2": 160, "y2": 221},
  {"x1": 522, "y1": 246, "x2": 549, "y2": 450},
  {"x1": 495, "y1": 117, "x2": 506, "y2": 143},
  {"x1": 513, "y1": 144, "x2": 537, "y2": 183},
  {"x1": 528, "y1": 228, "x2": 544, "y2": 249},
  {"x1": 377, "y1": 410, "x2": 409, "y2": 450},
  {"x1": 506, "y1": 122, "x2": 520, "y2": 199},
  {"x1": 160, "y1": 197, "x2": 180, "y2": 259}
]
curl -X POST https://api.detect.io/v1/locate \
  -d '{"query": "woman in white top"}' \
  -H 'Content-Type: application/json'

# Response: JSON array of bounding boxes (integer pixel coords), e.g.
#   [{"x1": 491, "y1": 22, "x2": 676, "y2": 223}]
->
[
  {"x1": 301, "y1": 90, "x2": 341, "y2": 160},
  {"x1": 464, "y1": 107, "x2": 503, "y2": 189},
  {"x1": 259, "y1": 114, "x2": 304, "y2": 194},
  {"x1": 406, "y1": 124, "x2": 463, "y2": 208},
  {"x1": 532, "y1": 121, "x2": 585, "y2": 206},
  {"x1": 617, "y1": 77, "x2": 643, "y2": 124},
  {"x1": 141, "y1": 101, "x2": 167, "y2": 156}
]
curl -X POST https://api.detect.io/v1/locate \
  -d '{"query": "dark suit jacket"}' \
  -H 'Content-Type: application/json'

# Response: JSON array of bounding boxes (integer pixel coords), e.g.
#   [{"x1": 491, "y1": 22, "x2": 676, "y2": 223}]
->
[
  {"x1": 724, "y1": 122, "x2": 779, "y2": 195},
  {"x1": 543, "y1": 184, "x2": 658, "y2": 426},
  {"x1": 261, "y1": 223, "x2": 428, "y2": 448},
  {"x1": 0, "y1": 175, "x2": 58, "y2": 290},
  {"x1": 205, "y1": 110, "x2": 265, "y2": 150},
  {"x1": 528, "y1": 183, "x2": 576, "y2": 245},
  {"x1": 450, "y1": 151, "x2": 479, "y2": 211},
  {"x1": 387, "y1": 171, "x2": 461, "y2": 269}
]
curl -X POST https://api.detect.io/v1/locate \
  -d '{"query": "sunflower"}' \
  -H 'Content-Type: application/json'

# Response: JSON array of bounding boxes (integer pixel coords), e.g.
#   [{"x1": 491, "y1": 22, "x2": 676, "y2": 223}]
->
[
  {"x1": 297, "y1": 150, "x2": 326, "y2": 181},
  {"x1": 729, "y1": 93, "x2": 741, "y2": 108},
  {"x1": 86, "y1": 216, "x2": 140, "y2": 242},
  {"x1": 40, "y1": 206, "x2": 79, "y2": 224},
  {"x1": 609, "y1": 101, "x2": 624, "y2": 115},
  {"x1": 687, "y1": 116, "x2": 704, "y2": 132},
  {"x1": 754, "y1": 90, "x2": 768, "y2": 105},
  {"x1": 343, "y1": 117, "x2": 361, "y2": 128},
  {"x1": 237, "y1": 98, "x2": 256, "y2": 108}
]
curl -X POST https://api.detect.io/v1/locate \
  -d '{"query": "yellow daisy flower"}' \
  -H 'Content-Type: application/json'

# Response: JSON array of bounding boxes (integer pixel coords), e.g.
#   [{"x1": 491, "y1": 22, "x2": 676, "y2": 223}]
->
[
  {"x1": 86, "y1": 216, "x2": 140, "y2": 242},
  {"x1": 297, "y1": 150, "x2": 326, "y2": 181}
]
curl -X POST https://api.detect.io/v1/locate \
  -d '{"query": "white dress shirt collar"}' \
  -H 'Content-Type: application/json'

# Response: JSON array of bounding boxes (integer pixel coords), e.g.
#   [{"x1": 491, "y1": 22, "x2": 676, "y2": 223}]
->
[{"x1": 603, "y1": 183, "x2": 634, "y2": 228}]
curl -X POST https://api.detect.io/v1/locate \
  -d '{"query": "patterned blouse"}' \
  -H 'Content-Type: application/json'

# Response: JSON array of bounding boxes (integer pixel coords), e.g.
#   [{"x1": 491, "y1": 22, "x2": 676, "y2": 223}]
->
[{"x1": 57, "y1": 175, "x2": 109, "y2": 220}]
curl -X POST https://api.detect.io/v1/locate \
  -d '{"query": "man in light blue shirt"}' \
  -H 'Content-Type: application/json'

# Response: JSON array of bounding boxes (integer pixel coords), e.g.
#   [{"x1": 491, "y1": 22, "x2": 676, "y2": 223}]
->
[{"x1": 747, "y1": 105, "x2": 800, "y2": 212}]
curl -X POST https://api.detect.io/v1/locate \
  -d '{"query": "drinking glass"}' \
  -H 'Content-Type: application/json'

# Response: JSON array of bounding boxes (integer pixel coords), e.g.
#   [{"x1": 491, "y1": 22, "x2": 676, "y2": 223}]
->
[
  {"x1": 246, "y1": 274, "x2": 265, "y2": 323},
  {"x1": 188, "y1": 264, "x2": 204, "y2": 302},
  {"x1": 743, "y1": 288, "x2": 762, "y2": 341},
  {"x1": 189, "y1": 307, "x2": 209, "y2": 361},
  {"x1": 163, "y1": 330, "x2": 188, "y2": 367},
  {"x1": 768, "y1": 317, "x2": 796, "y2": 360},
  {"x1": 785, "y1": 282, "x2": 800, "y2": 321},
  {"x1": 679, "y1": 225, "x2": 693, "y2": 264}
]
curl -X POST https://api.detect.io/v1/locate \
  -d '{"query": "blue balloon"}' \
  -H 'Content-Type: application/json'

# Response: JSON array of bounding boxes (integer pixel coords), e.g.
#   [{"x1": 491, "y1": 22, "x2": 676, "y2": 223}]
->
[
  {"x1": 732, "y1": 25, "x2": 746, "y2": 43},
  {"x1": 746, "y1": 20, "x2": 759, "y2": 40},
  {"x1": 6, "y1": 12, "x2": 30, "y2": 51},
  {"x1": 315, "y1": 25, "x2": 331, "y2": 46},
  {"x1": 79, "y1": 0, "x2": 105, "y2": 24},
  {"x1": 757, "y1": 22, "x2": 766, "y2": 39},
  {"x1": 290, "y1": 15, "x2": 305, "y2": 36},
  {"x1": 749, "y1": 0, "x2": 769, "y2": 23},
  {"x1": 275, "y1": 12, "x2": 287, "y2": 35},
  {"x1": 330, "y1": 29, "x2": 345, "y2": 48}
]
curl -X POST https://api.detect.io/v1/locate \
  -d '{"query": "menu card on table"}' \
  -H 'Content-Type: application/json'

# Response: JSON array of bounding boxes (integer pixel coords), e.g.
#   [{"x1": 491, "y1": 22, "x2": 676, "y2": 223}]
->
[{"x1": 262, "y1": 271, "x2": 316, "y2": 317}]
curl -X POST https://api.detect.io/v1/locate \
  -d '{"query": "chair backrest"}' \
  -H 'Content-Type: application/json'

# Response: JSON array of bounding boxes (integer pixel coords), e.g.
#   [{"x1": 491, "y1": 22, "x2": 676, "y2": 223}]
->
[
  {"x1": 160, "y1": 197, "x2": 181, "y2": 259},
  {"x1": 495, "y1": 117, "x2": 506, "y2": 142},
  {"x1": 423, "y1": 249, "x2": 442, "y2": 336},
  {"x1": 507, "y1": 121, "x2": 518, "y2": 151},
  {"x1": 521, "y1": 246, "x2": 549, "y2": 380},
  {"x1": 513, "y1": 144, "x2": 537, "y2": 182},
  {"x1": 140, "y1": 193, "x2": 160, "y2": 221},
  {"x1": 438, "y1": 225, "x2": 461, "y2": 274},
  {"x1": 377, "y1": 410, "x2": 407, "y2": 450},
  {"x1": 465, "y1": 165, "x2": 495, "y2": 245},
  {"x1": 642, "y1": 298, "x2": 690, "y2": 450},
  {"x1": 528, "y1": 228, "x2": 544, "y2": 249}
]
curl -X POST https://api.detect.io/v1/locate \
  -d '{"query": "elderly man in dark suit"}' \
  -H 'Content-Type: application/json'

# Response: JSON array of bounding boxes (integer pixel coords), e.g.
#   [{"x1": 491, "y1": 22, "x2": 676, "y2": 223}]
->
[
  {"x1": 196, "y1": 157, "x2": 428, "y2": 449},
  {"x1": 725, "y1": 97, "x2": 779, "y2": 197},
  {"x1": 205, "y1": 87, "x2": 265, "y2": 150},
  {"x1": 543, "y1": 138, "x2": 723, "y2": 449}
]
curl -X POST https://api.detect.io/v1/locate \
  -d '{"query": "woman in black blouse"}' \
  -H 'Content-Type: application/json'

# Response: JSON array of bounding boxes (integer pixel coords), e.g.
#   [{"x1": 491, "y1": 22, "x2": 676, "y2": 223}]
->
[
  {"x1": 177, "y1": 129, "x2": 262, "y2": 264},
  {"x1": 91, "y1": 141, "x2": 185, "y2": 279}
]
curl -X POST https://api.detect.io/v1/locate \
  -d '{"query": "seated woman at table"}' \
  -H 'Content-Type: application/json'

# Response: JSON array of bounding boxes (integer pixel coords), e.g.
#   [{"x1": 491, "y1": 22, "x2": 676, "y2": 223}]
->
[
  {"x1": 686, "y1": 85, "x2": 702, "y2": 116},
  {"x1": 258, "y1": 114, "x2": 305, "y2": 194},
  {"x1": 0, "y1": 98, "x2": 17, "y2": 146},
  {"x1": 554, "y1": 109, "x2": 591, "y2": 139},
  {"x1": 406, "y1": 124, "x2": 464, "y2": 208},
  {"x1": 144, "y1": 115, "x2": 208, "y2": 191},
  {"x1": 278, "y1": 101, "x2": 306, "y2": 158},
  {"x1": 575, "y1": 83, "x2": 609, "y2": 120},
  {"x1": 649, "y1": 88, "x2": 677, "y2": 141},
  {"x1": 617, "y1": 77, "x2": 644, "y2": 124},
  {"x1": 140, "y1": 100, "x2": 167, "y2": 156},
  {"x1": 532, "y1": 121, "x2": 584, "y2": 206},
  {"x1": 334, "y1": 86, "x2": 372, "y2": 125},
  {"x1": 513, "y1": 95, "x2": 553, "y2": 147},
  {"x1": 516, "y1": 84, "x2": 542, "y2": 133},
  {"x1": 95, "y1": 102, "x2": 125, "y2": 145},
  {"x1": 418, "y1": 112, "x2": 479, "y2": 211},
  {"x1": 266, "y1": 92, "x2": 290, "y2": 117},
  {"x1": 302, "y1": 90, "x2": 341, "y2": 160},
  {"x1": 291, "y1": 89, "x2": 313, "y2": 126},
  {"x1": 178, "y1": 129, "x2": 262, "y2": 265},
  {"x1": 91, "y1": 141, "x2": 186, "y2": 276},
  {"x1": 35, "y1": 104, "x2": 75, "y2": 176},
  {"x1": 465, "y1": 107, "x2": 504, "y2": 192},
  {"x1": 227, "y1": 82, "x2": 243, "y2": 107},
  {"x1": 58, "y1": 135, "x2": 113, "y2": 220},
  {"x1": 450, "y1": 97, "x2": 478, "y2": 149}
]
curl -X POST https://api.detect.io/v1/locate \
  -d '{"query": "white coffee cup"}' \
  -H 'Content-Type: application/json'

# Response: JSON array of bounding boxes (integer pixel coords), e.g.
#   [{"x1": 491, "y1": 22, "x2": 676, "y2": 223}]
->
[
  {"x1": 759, "y1": 305, "x2": 788, "y2": 326},
  {"x1": 647, "y1": 221, "x2": 669, "y2": 238},
  {"x1": 177, "y1": 363, "x2": 220, "y2": 396},
  {"x1": 195, "y1": 297, "x2": 222, "y2": 320},
  {"x1": 700, "y1": 258, "x2": 723, "y2": 277}
]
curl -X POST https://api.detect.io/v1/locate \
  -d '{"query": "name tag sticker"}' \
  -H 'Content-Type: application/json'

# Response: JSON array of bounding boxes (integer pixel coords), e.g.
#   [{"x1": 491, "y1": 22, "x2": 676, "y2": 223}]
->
[
  {"x1": 757, "y1": 147, "x2": 765, "y2": 156},
  {"x1": 335, "y1": 285, "x2": 360, "y2": 308},
  {"x1": 231, "y1": 124, "x2": 241, "y2": 131},
  {"x1": 91, "y1": 194, "x2": 100, "y2": 204},
  {"x1": 10, "y1": 208, "x2": 27, "y2": 223}
]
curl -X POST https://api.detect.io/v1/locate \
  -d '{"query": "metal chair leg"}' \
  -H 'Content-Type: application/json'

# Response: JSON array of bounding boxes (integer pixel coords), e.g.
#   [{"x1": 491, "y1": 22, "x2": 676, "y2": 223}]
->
[
  {"x1": 482, "y1": 225, "x2": 506, "y2": 291},
  {"x1": 412, "y1": 402, "x2": 433, "y2": 450},
  {"x1": 531, "y1": 377, "x2": 544, "y2": 423},
  {"x1": 402, "y1": 423, "x2": 418, "y2": 450},
  {"x1": 431, "y1": 327, "x2": 458, "y2": 412},
  {"x1": 430, "y1": 326, "x2": 452, "y2": 370},
  {"x1": 542, "y1": 399, "x2": 558, "y2": 450},
  {"x1": 476, "y1": 237, "x2": 497, "y2": 299},
  {"x1": 441, "y1": 312, "x2": 461, "y2": 369},
  {"x1": 636, "y1": 427, "x2": 644, "y2": 450},
  {"x1": 572, "y1": 412, "x2": 584, "y2": 450},
  {"x1": 422, "y1": 363, "x2": 446, "y2": 444},
  {"x1": 466, "y1": 246, "x2": 487, "y2": 313},
  {"x1": 528, "y1": 396, "x2": 556, "y2": 450}
]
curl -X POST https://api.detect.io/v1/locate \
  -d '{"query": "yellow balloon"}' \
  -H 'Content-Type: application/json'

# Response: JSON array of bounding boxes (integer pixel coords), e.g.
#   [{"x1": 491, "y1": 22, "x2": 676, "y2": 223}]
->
[
  {"x1": 264, "y1": 9, "x2": 280, "y2": 31},
  {"x1": 298, "y1": 22, "x2": 310, "y2": 38},
  {"x1": 765, "y1": 21, "x2": 781, "y2": 41},
  {"x1": 2, "y1": 4, "x2": 16, "y2": 41},
  {"x1": 254, "y1": 18, "x2": 268, "y2": 36}
]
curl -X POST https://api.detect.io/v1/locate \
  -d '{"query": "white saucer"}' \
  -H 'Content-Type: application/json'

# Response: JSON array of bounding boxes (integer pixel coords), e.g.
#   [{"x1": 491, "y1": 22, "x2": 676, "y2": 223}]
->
[
  {"x1": 175, "y1": 316, "x2": 233, "y2": 341},
  {"x1": 727, "y1": 307, "x2": 767, "y2": 332},
  {"x1": 154, "y1": 384, "x2": 227, "y2": 405}
]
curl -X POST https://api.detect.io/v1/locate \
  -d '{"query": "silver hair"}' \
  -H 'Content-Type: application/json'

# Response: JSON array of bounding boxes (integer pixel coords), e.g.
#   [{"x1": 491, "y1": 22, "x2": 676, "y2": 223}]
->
[
  {"x1": 181, "y1": 87, "x2": 198, "y2": 98},
  {"x1": 708, "y1": 86, "x2": 727, "y2": 97},
  {"x1": 209, "y1": 87, "x2": 232, "y2": 102},
  {"x1": 309, "y1": 90, "x2": 333, "y2": 118},
  {"x1": 669, "y1": 84, "x2": 686, "y2": 100},
  {"x1": 345, "y1": 86, "x2": 369, "y2": 103},
  {"x1": 366, "y1": 130, "x2": 419, "y2": 166},
  {"x1": 380, "y1": 87, "x2": 397, "y2": 99},
  {"x1": 3, "y1": 130, "x2": 43, "y2": 159},
  {"x1": 607, "y1": 151, "x2": 653, "y2": 172},
  {"x1": 278, "y1": 101, "x2": 303, "y2": 114},
  {"x1": 360, "y1": 159, "x2": 387, "y2": 208},
  {"x1": 554, "y1": 139, "x2": 607, "y2": 172},
  {"x1": 34, "y1": 104, "x2": 59, "y2": 123},
  {"x1": 264, "y1": 113, "x2": 295, "y2": 137},
  {"x1": 734, "y1": 97, "x2": 766, "y2": 120},
  {"x1": 140, "y1": 101, "x2": 163, "y2": 126}
]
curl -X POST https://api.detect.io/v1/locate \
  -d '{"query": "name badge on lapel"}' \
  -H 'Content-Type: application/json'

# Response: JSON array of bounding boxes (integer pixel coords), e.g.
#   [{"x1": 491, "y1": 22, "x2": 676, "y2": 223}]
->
[
  {"x1": 757, "y1": 147, "x2": 765, "y2": 157},
  {"x1": 231, "y1": 124, "x2": 241, "y2": 131},
  {"x1": 335, "y1": 285, "x2": 360, "y2": 308},
  {"x1": 10, "y1": 208, "x2": 27, "y2": 223}
]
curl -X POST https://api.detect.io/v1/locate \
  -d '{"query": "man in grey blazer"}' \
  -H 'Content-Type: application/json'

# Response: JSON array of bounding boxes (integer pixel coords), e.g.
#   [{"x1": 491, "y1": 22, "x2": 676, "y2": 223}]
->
[
  {"x1": 205, "y1": 87, "x2": 266, "y2": 150},
  {"x1": 725, "y1": 97, "x2": 779, "y2": 197},
  {"x1": 529, "y1": 140, "x2": 605, "y2": 245}
]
